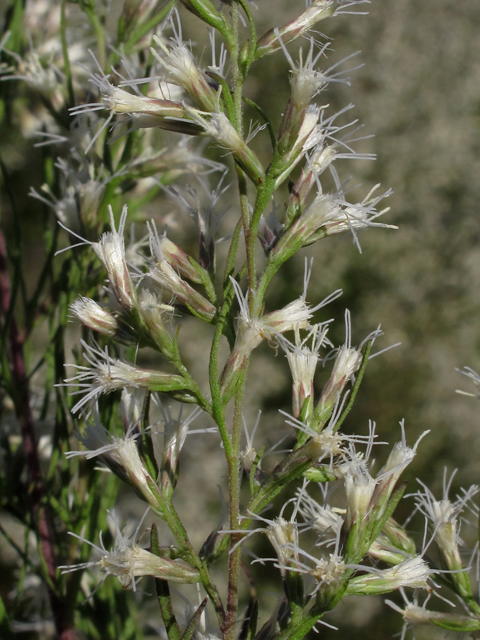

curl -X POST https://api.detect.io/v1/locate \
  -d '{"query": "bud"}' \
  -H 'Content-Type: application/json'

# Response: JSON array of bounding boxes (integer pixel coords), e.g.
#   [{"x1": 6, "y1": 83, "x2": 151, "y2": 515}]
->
[
  {"x1": 256, "y1": 2, "x2": 335, "y2": 59},
  {"x1": 92, "y1": 205, "x2": 137, "y2": 310},
  {"x1": 267, "y1": 517, "x2": 304, "y2": 605},
  {"x1": 155, "y1": 234, "x2": 205, "y2": 284},
  {"x1": 71, "y1": 297, "x2": 118, "y2": 337},
  {"x1": 312, "y1": 344, "x2": 363, "y2": 429},
  {"x1": 200, "y1": 526, "x2": 229, "y2": 564},
  {"x1": 118, "y1": 0, "x2": 159, "y2": 40},
  {"x1": 120, "y1": 387, "x2": 144, "y2": 430},
  {"x1": 138, "y1": 290, "x2": 178, "y2": 360},
  {"x1": 273, "y1": 106, "x2": 321, "y2": 188},
  {"x1": 178, "y1": 0, "x2": 225, "y2": 32},
  {"x1": 159, "y1": 406, "x2": 202, "y2": 500},
  {"x1": 148, "y1": 221, "x2": 216, "y2": 322},
  {"x1": 258, "y1": 202, "x2": 283, "y2": 254},
  {"x1": 367, "y1": 518, "x2": 416, "y2": 566},
  {"x1": 184, "y1": 107, "x2": 265, "y2": 185},
  {"x1": 149, "y1": 260, "x2": 216, "y2": 321}
]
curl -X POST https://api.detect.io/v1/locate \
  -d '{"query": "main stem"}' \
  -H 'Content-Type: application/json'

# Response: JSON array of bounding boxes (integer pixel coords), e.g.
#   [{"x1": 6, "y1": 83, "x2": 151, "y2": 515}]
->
[{"x1": 223, "y1": 373, "x2": 248, "y2": 640}]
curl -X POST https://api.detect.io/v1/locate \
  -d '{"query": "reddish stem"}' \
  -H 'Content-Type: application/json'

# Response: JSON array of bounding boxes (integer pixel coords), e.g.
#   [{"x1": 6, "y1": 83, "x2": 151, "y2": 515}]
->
[{"x1": 0, "y1": 229, "x2": 76, "y2": 640}]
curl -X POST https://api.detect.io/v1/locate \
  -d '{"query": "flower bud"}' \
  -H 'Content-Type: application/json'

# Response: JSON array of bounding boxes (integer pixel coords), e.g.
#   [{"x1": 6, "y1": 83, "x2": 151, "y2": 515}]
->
[
  {"x1": 71, "y1": 297, "x2": 118, "y2": 337},
  {"x1": 200, "y1": 526, "x2": 229, "y2": 564},
  {"x1": 156, "y1": 235, "x2": 206, "y2": 284},
  {"x1": 312, "y1": 344, "x2": 362, "y2": 429},
  {"x1": 149, "y1": 260, "x2": 216, "y2": 321},
  {"x1": 184, "y1": 108, "x2": 265, "y2": 185},
  {"x1": 273, "y1": 106, "x2": 321, "y2": 188},
  {"x1": 93, "y1": 206, "x2": 137, "y2": 310},
  {"x1": 367, "y1": 518, "x2": 416, "y2": 566},
  {"x1": 158, "y1": 406, "x2": 201, "y2": 500},
  {"x1": 256, "y1": 2, "x2": 335, "y2": 59},
  {"x1": 267, "y1": 517, "x2": 304, "y2": 605},
  {"x1": 138, "y1": 290, "x2": 178, "y2": 360}
]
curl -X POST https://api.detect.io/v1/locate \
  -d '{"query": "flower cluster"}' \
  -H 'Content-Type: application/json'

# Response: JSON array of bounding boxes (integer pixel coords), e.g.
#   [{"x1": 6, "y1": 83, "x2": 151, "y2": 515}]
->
[{"x1": 3, "y1": 1, "x2": 477, "y2": 639}]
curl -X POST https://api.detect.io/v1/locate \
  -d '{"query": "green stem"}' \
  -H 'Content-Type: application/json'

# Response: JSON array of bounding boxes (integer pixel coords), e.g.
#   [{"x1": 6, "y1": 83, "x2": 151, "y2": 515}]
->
[
  {"x1": 274, "y1": 612, "x2": 323, "y2": 640},
  {"x1": 224, "y1": 372, "x2": 248, "y2": 640},
  {"x1": 60, "y1": 1, "x2": 74, "y2": 107},
  {"x1": 84, "y1": 7, "x2": 106, "y2": 68},
  {"x1": 151, "y1": 493, "x2": 225, "y2": 627}
]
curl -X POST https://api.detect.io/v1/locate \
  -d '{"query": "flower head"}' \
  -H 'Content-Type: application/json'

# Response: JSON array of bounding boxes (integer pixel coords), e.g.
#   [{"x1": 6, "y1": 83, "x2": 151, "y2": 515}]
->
[
  {"x1": 150, "y1": 12, "x2": 218, "y2": 112},
  {"x1": 63, "y1": 340, "x2": 187, "y2": 415},
  {"x1": 92, "y1": 205, "x2": 137, "y2": 310},
  {"x1": 60, "y1": 511, "x2": 200, "y2": 589},
  {"x1": 66, "y1": 418, "x2": 159, "y2": 506},
  {"x1": 346, "y1": 556, "x2": 431, "y2": 596}
]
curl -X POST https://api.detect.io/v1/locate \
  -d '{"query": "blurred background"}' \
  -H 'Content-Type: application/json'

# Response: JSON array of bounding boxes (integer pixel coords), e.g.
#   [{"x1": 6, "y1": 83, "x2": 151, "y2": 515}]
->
[{"x1": 1, "y1": 0, "x2": 480, "y2": 638}]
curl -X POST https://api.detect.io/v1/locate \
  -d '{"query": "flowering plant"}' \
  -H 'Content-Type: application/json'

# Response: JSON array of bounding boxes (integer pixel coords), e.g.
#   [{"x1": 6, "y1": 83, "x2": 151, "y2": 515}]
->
[{"x1": 0, "y1": 1, "x2": 479, "y2": 639}]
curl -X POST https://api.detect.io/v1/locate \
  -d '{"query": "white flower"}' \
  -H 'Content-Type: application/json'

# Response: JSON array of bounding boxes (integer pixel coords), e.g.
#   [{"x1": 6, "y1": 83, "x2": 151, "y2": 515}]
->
[
  {"x1": 343, "y1": 455, "x2": 376, "y2": 529},
  {"x1": 413, "y1": 470, "x2": 479, "y2": 571},
  {"x1": 295, "y1": 484, "x2": 344, "y2": 541},
  {"x1": 281, "y1": 323, "x2": 331, "y2": 417},
  {"x1": 63, "y1": 340, "x2": 185, "y2": 415},
  {"x1": 150, "y1": 12, "x2": 217, "y2": 112},
  {"x1": 266, "y1": 517, "x2": 300, "y2": 575},
  {"x1": 92, "y1": 205, "x2": 137, "y2": 310},
  {"x1": 376, "y1": 421, "x2": 430, "y2": 488},
  {"x1": 65, "y1": 419, "x2": 159, "y2": 506},
  {"x1": 347, "y1": 556, "x2": 431, "y2": 595},
  {"x1": 60, "y1": 511, "x2": 200, "y2": 589}
]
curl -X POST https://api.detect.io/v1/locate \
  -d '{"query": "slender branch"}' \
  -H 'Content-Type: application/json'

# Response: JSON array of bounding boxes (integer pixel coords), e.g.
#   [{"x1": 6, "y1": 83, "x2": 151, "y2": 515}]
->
[{"x1": 0, "y1": 228, "x2": 75, "y2": 640}]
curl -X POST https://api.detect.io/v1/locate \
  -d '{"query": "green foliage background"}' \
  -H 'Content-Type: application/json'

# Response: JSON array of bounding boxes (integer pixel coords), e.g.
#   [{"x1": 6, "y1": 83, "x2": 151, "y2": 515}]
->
[{"x1": 0, "y1": 0, "x2": 479, "y2": 638}]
